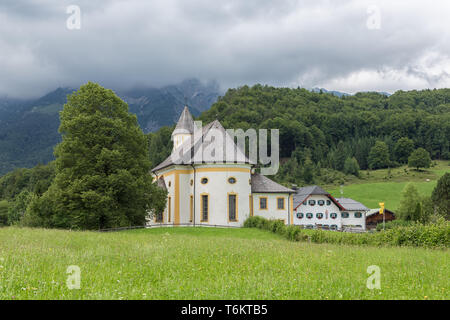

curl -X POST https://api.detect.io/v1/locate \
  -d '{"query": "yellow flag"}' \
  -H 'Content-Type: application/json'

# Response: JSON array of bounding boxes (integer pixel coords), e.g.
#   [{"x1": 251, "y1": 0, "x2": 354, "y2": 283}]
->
[{"x1": 379, "y1": 202, "x2": 385, "y2": 214}]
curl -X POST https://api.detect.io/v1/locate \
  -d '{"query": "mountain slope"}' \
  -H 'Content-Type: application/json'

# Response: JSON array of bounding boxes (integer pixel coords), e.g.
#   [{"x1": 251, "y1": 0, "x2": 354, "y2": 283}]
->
[{"x1": 0, "y1": 79, "x2": 221, "y2": 175}]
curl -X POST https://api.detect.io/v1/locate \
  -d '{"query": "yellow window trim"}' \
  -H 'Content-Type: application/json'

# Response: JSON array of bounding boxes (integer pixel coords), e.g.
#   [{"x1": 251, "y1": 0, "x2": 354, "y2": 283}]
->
[
  {"x1": 227, "y1": 192, "x2": 238, "y2": 222},
  {"x1": 200, "y1": 193, "x2": 209, "y2": 223},
  {"x1": 290, "y1": 195, "x2": 294, "y2": 225},
  {"x1": 249, "y1": 195, "x2": 253, "y2": 216},
  {"x1": 190, "y1": 194, "x2": 193, "y2": 223},
  {"x1": 276, "y1": 197, "x2": 285, "y2": 210},
  {"x1": 259, "y1": 196, "x2": 268, "y2": 210},
  {"x1": 168, "y1": 196, "x2": 172, "y2": 223},
  {"x1": 200, "y1": 176, "x2": 209, "y2": 185}
]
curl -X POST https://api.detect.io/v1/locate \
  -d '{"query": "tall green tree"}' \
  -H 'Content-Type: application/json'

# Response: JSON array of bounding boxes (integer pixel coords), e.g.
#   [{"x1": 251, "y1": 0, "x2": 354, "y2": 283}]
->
[
  {"x1": 25, "y1": 82, "x2": 167, "y2": 230},
  {"x1": 394, "y1": 137, "x2": 414, "y2": 163},
  {"x1": 343, "y1": 157, "x2": 360, "y2": 177},
  {"x1": 368, "y1": 141, "x2": 390, "y2": 169},
  {"x1": 431, "y1": 173, "x2": 450, "y2": 219},
  {"x1": 397, "y1": 183, "x2": 421, "y2": 221},
  {"x1": 408, "y1": 148, "x2": 431, "y2": 170}
]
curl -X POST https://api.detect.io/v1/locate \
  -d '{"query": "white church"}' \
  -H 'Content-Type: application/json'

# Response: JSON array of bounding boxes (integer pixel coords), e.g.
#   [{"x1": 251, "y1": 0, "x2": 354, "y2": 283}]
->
[
  {"x1": 149, "y1": 107, "x2": 369, "y2": 231},
  {"x1": 149, "y1": 106, "x2": 295, "y2": 227}
]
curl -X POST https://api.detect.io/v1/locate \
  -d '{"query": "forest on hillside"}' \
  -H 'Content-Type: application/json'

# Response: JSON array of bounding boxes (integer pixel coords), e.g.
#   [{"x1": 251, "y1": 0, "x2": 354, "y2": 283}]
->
[
  {"x1": 1, "y1": 85, "x2": 449, "y2": 227},
  {"x1": 148, "y1": 86, "x2": 450, "y2": 185}
]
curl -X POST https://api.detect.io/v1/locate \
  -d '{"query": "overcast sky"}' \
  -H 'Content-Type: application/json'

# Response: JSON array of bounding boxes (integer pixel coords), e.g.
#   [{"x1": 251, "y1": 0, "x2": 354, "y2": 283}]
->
[{"x1": 1, "y1": 0, "x2": 450, "y2": 98}]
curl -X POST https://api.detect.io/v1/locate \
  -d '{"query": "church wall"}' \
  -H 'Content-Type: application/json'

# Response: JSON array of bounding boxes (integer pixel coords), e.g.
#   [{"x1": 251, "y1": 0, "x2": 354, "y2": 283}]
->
[
  {"x1": 194, "y1": 165, "x2": 252, "y2": 227},
  {"x1": 252, "y1": 193, "x2": 292, "y2": 224}
]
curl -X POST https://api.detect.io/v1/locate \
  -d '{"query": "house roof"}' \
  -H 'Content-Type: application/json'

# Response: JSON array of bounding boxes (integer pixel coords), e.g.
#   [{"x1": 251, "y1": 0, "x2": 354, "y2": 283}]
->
[
  {"x1": 367, "y1": 208, "x2": 395, "y2": 217},
  {"x1": 251, "y1": 173, "x2": 295, "y2": 194},
  {"x1": 335, "y1": 197, "x2": 369, "y2": 211},
  {"x1": 172, "y1": 106, "x2": 196, "y2": 136},
  {"x1": 293, "y1": 185, "x2": 344, "y2": 210},
  {"x1": 152, "y1": 118, "x2": 253, "y2": 172}
]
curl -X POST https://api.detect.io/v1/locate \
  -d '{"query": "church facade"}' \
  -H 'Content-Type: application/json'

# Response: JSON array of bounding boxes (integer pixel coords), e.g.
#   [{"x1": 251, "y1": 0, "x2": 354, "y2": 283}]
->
[{"x1": 149, "y1": 107, "x2": 295, "y2": 227}]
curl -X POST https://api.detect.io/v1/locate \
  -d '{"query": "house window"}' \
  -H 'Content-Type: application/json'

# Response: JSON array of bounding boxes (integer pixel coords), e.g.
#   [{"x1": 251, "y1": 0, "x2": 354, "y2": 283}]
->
[
  {"x1": 306, "y1": 213, "x2": 313, "y2": 219},
  {"x1": 330, "y1": 225, "x2": 338, "y2": 230},
  {"x1": 168, "y1": 197, "x2": 172, "y2": 223},
  {"x1": 330, "y1": 212, "x2": 338, "y2": 219},
  {"x1": 228, "y1": 194, "x2": 237, "y2": 221},
  {"x1": 189, "y1": 195, "x2": 193, "y2": 222},
  {"x1": 316, "y1": 213, "x2": 324, "y2": 219},
  {"x1": 342, "y1": 212, "x2": 349, "y2": 218},
  {"x1": 249, "y1": 195, "x2": 253, "y2": 216},
  {"x1": 228, "y1": 177, "x2": 236, "y2": 184},
  {"x1": 318, "y1": 200, "x2": 325, "y2": 206},
  {"x1": 303, "y1": 201, "x2": 307, "y2": 206},
  {"x1": 308, "y1": 200, "x2": 316, "y2": 206},
  {"x1": 190, "y1": 179, "x2": 193, "y2": 186},
  {"x1": 201, "y1": 194, "x2": 209, "y2": 222},
  {"x1": 259, "y1": 197, "x2": 268, "y2": 210},
  {"x1": 277, "y1": 197, "x2": 285, "y2": 210},
  {"x1": 155, "y1": 211, "x2": 163, "y2": 223},
  {"x1": 355, "y1": 212, "x2": 362, "y2": 218},
  {"x1": 326, "y1": 200, "x2": 331, "y2": 205},
  {"x1": 201, "y1": 177, "x2": 208, "y2": 184},
  {"x1": 296, "y1": 212, "x2": 304, "y2": 219}
]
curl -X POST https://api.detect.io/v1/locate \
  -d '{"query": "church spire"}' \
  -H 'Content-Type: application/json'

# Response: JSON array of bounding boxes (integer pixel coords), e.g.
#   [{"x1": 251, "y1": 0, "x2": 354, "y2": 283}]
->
[
  {"x1": 172, "y1": 106, "x2": 195, "y2": 137},
  {"x1": 172, "y1": 106, "x2": 195, "y2": 150}
]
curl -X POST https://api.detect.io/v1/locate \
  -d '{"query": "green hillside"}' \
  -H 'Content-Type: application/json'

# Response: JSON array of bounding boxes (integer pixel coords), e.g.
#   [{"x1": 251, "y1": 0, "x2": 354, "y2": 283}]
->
[
  {"x1": 0, "y1": 227, "x2": 448, "y2": 300},
  {"x1": 328, "y1": 161, "x2": 449, "y2": 210}
]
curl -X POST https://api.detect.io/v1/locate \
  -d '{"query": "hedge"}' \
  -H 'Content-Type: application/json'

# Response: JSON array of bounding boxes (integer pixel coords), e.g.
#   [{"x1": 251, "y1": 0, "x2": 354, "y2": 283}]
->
[{"x1": 243, "y1": 216, "x2": 449, "y2": 248}]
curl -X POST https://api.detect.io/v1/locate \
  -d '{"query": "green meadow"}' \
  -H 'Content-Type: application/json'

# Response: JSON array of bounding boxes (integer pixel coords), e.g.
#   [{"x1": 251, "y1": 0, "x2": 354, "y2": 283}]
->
[
  {"x1": 328, "y1": 161, "x2": 449, "y2": 211},
  {"x1": 0, "y1": 227, "x2": 448, "y2": 300}
]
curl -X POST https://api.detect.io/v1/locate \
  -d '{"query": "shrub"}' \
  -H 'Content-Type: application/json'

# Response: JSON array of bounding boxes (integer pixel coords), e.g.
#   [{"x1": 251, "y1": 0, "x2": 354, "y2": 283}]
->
[
  {"x1": 376, "y1": 220, "x2": 417, "y2": 231},
  {"x1": 244, "y1": 216, "x2": 449, "y2": 248}
]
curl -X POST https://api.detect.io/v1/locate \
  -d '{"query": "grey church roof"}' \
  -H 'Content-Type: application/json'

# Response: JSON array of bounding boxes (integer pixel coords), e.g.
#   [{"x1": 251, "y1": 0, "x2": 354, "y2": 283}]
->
[
  {"x1": 152, "y1": 117, "x2": 253, "y2": 172},
  {"x1": 335, "y1": 197, "x2": 369, "y2": 211},
  {"x1": 251, "y1": 173, "x2": 295, "y2": 194},
  {"x1": 172, "y1": 106, "x2": 195, "y2": 136}
]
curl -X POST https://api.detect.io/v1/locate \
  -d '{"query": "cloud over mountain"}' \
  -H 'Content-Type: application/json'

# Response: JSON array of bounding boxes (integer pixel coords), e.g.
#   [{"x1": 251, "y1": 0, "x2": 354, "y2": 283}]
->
[{"x1": 1, "y1": 0, "x2": 449, "y2": 98}]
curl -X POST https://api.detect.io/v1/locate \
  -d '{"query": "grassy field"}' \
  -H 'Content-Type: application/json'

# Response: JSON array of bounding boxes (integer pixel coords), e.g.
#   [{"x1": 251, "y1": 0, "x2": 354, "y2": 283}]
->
[
  {"x1": 328, "y1": 161, "x2": 449, "y2": 211},
  {"x1": 0, "y1": 226, "x2": 448, "y2": 300}
]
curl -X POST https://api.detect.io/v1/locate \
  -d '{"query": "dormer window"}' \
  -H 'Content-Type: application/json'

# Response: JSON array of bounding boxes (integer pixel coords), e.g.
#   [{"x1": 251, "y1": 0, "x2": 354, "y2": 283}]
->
[
  {"x1": 308, "y1": 200, "x2": 316, "y2": 206},
  {"x1": 318, "y1": 200, "x2": 325, "y2": 206}
]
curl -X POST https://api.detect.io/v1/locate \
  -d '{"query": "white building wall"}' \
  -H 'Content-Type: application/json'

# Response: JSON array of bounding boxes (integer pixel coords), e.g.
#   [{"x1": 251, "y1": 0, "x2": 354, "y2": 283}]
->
[
  {"x1": 173, "y1": 133, "x2": 192, "y2": 151},
  {"x1": 293, "y1": 194, "x2": 342, "y2": 229},
  {"x1": 150, "y1": 164, "x2": 253, "y2": 227},
  {"x1": 341, "y1": 210, "x2": 366, "y2": 230},
  {"x1": 252, "y1": 193, "x2": 291, "y2": 224},
  {"x1": 194, "y1": 164, "x2": 252, "y2": 227}
]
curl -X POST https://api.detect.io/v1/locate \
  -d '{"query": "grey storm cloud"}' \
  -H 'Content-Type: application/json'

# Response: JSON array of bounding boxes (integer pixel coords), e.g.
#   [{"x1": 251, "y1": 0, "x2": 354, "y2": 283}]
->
[{"x1": 0, "y1": 0, "x2": 450, "y2": 98}]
